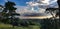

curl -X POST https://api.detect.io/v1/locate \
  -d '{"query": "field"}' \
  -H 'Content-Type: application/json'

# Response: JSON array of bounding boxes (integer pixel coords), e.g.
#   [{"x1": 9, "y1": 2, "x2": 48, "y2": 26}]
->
[{"x1": 0, "y1": 22, "x2": 40, "y2": 29}]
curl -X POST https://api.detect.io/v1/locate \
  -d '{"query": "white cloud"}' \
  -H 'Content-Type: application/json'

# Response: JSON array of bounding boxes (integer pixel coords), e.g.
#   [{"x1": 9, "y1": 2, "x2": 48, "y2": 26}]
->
[
  {"x1": 15, "y1": 0, "x2": 58, "y2": 14},
  {"x1": 26, "y1": 0, "x2": 58, "y2": 8},
  {"x1": 26, "y1": 2, "x2": 40, "y2": 6},
  {"x1": 15, "y1": 5, "x2": 46, "y2": 14},
  {"x1": 15, "y1": 0, "x2": 58, "y2": 18},
  {"x1": 15, "y1": 5, "x2": 52, "y2": 19},
  {"x1": 38, "y1": 8, "x2": 45, "y2": 13},
  {"x1": 49, "y1": 0, "x2": 58, "y2": 8},
  {"x1": 26, "y1": 1, "x2": 48, "y2": 7},
  {"x1": 41, "y1": 0, "x2": 50, "y2": 5},
  {"x1": 50, "y1": 0, "x2": 57, "y2": 4}
]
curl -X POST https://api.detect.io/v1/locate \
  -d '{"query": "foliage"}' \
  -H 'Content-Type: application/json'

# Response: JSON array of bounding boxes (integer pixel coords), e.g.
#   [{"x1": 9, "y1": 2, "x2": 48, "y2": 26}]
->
[{"x1": 0, "y1": 1, "x2": 20, "y2": 28}]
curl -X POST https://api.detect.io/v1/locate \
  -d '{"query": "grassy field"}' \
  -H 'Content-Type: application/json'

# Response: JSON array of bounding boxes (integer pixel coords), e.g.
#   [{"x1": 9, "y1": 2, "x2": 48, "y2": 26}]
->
[{"x1": 0, "y1": 23, "x2": 40, "y2": 29}]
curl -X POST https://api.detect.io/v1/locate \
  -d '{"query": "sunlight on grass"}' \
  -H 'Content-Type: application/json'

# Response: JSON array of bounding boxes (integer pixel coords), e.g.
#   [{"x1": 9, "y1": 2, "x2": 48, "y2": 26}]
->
[{"x1": 0, "y1": 23, "x2": 12, "y2": 28}]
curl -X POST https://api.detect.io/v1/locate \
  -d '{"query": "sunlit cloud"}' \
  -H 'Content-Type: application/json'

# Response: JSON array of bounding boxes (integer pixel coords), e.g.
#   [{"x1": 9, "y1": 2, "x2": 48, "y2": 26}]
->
[
  {"x1": 19, "y1": 16, "x2": 52, "y2": 19},
  {"x1": 41, "y1": 0, "x2": 50, "y2": 5}
]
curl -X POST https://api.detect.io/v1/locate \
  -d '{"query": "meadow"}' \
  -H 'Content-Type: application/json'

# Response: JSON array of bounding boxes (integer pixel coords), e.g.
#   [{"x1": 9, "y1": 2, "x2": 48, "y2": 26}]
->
[{"x1": 0, "y1": 22, "x2": 40, "y2": 29}]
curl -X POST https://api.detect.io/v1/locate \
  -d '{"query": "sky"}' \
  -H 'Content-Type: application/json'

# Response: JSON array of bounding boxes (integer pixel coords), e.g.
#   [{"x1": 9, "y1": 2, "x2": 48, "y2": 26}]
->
[
  {"x1": 0, "y1": 0, "x2": 58, "y2": 7},
  {"x1": 0, "y1": 0, "x2": 32, "y2": 6},
  {"x1": 0, "y1": 0, "x2": 58, "y2": 19}
]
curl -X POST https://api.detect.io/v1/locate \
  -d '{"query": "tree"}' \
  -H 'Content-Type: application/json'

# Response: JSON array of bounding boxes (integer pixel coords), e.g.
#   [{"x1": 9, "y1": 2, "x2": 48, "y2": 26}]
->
[
  {"x1": 56, "y1": 0, "x2": 60, "y2": 29},
  {"x1": 0, "y1": 5, "x2": 4, "y2": 10},
  {"x1": 2, "y1": 1, "x2": 20, "y2": 27},
  {"x1": 41, "y1": 0, "x2": 60, "y2": 29},
  {"x1": 45, "y1": 8, "x2": 59, "y2": 29},
  {"x1": 46, "y1": 8, "x2": 58, "y2": 19},
  {"x1": 57, "y1": 0, "x2": 60, "y2": 19},
  {"x1": 0, "y1": 5, "x2": 4, "y2": 22}
]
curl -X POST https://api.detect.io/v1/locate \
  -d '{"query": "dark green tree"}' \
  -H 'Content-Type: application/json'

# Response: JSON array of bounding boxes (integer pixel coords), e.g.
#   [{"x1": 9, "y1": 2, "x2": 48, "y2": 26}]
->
[
  {"x1": 57, "y1": 0, "x2": 60, "y2": 18},
  {"x1": 46, "y1": 8, "x2": 58, "y2": 18},
  {"x1": 45, "y1": 7, "x2": 59, "y2": 29},
  {"x1": 45, "y1": 8, "x2": 59, "y2": 29},
  {"x1": 2, "y1": 1, "x2": 20, "y2": 28},
  {"x1": 0, "y1": 5, "x2": 4, "y2": 22},
  {"x1": 56, "y1": 0, "x2": 60, "y2": 29}
]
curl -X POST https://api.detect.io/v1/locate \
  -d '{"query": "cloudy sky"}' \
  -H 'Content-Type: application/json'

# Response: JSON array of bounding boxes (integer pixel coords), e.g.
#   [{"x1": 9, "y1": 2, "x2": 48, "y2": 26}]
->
[{"x1": 0, "y1": 0, "x2": 58, "y2": 19}]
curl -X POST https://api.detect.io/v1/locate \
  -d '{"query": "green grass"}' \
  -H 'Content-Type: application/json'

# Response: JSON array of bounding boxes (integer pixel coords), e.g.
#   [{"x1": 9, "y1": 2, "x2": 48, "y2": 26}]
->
[{"x1": 0, "y1": 23, "x2": 40, "y2": 29}]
